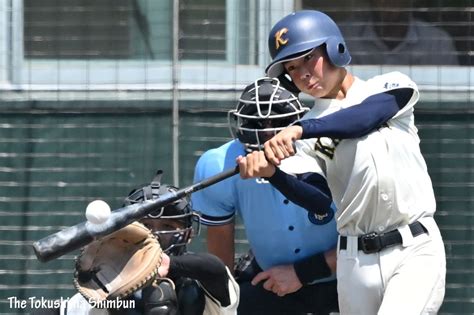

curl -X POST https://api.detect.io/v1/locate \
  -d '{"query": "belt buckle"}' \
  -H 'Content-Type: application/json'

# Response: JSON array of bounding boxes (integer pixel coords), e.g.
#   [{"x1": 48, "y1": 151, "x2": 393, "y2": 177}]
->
[{"x1": 360, "y1": 232, "x2": 382, "y2": 254}]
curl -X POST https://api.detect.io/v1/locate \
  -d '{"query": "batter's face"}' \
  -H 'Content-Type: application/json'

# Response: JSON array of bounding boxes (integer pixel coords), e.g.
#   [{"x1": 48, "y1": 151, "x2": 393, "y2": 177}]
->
[{"x1": 284, "y1": 47, "x2": 345, "y2": 99}]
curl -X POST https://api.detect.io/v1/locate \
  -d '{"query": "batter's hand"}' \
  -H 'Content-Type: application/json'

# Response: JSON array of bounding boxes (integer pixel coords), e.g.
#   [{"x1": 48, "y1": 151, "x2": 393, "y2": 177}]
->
[
  {"x1": 251, "y1": 264, "x2": 303, "y2": 297},
  {"x1": 264, "y1": 125, "x2": 303, "y2": 165},
  {"x1": 237, "y1": 151, "x2": 276, "y2": 179}
]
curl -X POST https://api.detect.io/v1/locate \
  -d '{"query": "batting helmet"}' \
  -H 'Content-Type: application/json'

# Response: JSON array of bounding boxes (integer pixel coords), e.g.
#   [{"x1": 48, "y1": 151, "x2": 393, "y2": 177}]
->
[
  {"x1": 228, "y1": 77, "x2": 308, "y2": 151},
  {"x1": 266, "y1": 10, "x2": 351, "y2": 78},
  {"x1": 124, "y1": 170, "x2": 201, "y2": 256}
]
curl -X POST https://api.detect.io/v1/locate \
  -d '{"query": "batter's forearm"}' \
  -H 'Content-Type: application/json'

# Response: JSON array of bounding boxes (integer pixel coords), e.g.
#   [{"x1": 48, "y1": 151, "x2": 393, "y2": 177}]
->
[{"x1": 268, "y1": 168, "x2": 332, "y2": 215}]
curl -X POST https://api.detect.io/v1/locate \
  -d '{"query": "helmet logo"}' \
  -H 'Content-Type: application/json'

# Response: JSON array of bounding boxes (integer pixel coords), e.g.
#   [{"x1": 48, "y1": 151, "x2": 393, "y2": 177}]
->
[{"x1": 274, "y1": 28, "x2": 288, "y2": 50}]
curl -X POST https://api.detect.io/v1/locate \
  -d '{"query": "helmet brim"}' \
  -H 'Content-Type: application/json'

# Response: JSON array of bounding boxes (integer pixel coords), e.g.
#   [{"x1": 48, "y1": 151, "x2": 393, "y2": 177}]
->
[{"x1": 265, "y1": 48, "x2": 315, "y2": 78}]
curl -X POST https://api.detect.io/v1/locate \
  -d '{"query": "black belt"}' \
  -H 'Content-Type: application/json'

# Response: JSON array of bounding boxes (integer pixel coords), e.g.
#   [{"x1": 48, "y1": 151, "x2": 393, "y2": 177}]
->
[{"x1": 339, "y1": 221, "x2": 427, "y2": 254}]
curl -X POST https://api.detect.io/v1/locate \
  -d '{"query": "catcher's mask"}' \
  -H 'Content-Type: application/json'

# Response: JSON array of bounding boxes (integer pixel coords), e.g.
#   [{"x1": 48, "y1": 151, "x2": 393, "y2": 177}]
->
[
  {"x1": 228, "y1": 77, "x2": 308, "y2": 152},
  {"x1": 124, "y1": 170, "x2": 201, "y2": 256}
]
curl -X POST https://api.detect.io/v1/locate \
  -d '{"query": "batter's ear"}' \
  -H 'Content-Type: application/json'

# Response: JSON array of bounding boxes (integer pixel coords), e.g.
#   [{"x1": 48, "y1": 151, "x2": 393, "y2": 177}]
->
[{"x1": 277, "y1": 73, "x2": 301, "y2": 95}]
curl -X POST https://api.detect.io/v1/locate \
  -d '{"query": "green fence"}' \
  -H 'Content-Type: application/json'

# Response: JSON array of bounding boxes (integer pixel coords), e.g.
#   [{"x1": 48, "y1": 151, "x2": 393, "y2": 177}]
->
[{"x1": 0, "y1": 100, "x2": 472, "y2": 314}]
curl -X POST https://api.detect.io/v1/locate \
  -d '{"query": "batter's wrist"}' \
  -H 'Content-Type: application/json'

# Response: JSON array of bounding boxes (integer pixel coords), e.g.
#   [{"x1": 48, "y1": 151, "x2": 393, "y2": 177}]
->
[
  {"x1": 293, "y1": 120, "x2": 308, "y2": 140},
  {"x1": 265, "y1": 165, "x2": 282, "y2": 181}
]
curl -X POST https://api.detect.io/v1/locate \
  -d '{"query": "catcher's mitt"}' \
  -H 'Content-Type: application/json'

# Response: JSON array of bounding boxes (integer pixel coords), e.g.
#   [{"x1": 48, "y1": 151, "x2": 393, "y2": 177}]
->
[{"x1": 73, "y1": 221, "x2": 163, "y2": 303}]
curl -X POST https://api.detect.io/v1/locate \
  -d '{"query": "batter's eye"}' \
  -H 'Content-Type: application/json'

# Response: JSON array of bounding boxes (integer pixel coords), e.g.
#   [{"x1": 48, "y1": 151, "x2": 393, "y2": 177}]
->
[{"x1": 286, "y1": 65, "x2": 296, "y2": 72}]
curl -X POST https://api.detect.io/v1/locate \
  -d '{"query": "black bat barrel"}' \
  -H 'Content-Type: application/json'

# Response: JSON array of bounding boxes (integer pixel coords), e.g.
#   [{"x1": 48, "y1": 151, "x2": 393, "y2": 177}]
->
[
  {"x1": 32, "y1": 166, "x2": 239, "y2": 262},
  {"x1": 32, "y1": 196, "x2": 178, "y2": 262}
]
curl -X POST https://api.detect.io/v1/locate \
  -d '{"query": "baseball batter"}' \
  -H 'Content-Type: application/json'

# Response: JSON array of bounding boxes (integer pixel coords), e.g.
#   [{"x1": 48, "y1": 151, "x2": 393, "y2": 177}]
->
[
  {"x1": 191, "y1": 78, "x2": 339, "y2": 314},
  {"x1": 238, "y1": 10, "x2": 446, "y2": 315}
]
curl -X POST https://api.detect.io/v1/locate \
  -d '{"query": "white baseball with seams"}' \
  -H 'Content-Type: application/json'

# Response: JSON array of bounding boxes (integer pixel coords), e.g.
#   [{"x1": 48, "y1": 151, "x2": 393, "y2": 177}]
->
[{"x1": 85, "y1": 200, "x2": 111, "y2": 224}]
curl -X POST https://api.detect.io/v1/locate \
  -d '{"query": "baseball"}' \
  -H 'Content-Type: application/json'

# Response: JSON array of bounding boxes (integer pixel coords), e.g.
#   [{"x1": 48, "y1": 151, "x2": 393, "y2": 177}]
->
[{"x1": 85, "y1": 200, "x2": 111, "y2": 224}]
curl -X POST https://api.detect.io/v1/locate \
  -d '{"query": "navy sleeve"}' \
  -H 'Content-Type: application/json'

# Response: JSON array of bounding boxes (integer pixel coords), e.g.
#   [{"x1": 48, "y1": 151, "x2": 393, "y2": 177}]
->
[
  {"x1": 267, "y1": 168, "x2": 332, "y2": 216},
  {"x1": 298, "y1": 88, "x2": 414, "y2": 139}
]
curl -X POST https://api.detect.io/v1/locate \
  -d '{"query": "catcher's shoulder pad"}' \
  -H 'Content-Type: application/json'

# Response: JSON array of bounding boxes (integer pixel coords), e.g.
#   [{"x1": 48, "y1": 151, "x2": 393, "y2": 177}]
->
[{"x1": 74, "y1": 221, "x2": 163, "y2": 303}]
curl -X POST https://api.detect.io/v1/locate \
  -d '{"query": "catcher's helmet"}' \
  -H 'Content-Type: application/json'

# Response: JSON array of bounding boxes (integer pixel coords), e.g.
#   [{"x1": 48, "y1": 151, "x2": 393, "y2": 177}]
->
[
  {"x1": 124, "y1": 170, "x2": 200, "y2": 256},
  {"x1": 266, "y1": 10, "x2": 351, "y2": 78},
  {"x1": 228, "y1": 77, "x2": 308, "y2": 151}
]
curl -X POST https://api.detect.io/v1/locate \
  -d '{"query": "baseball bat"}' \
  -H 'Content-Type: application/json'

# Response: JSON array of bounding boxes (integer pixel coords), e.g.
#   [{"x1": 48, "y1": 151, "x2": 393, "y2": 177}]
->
[{"x1": 32, "y1": 166, "x2": 239, "y2": 263}]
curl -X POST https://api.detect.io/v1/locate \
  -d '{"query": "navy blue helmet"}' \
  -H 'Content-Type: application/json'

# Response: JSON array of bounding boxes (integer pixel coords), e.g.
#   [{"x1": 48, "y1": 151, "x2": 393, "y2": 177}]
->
[{"x1": 266, "y1": 10, "x2": 351, "y2": 78}]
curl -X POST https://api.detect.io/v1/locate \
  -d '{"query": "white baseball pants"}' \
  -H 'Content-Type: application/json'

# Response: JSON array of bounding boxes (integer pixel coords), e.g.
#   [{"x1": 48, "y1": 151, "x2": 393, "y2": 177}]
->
[{"x1": 336, "y1": 217, "x2": 446, "y2": 315}]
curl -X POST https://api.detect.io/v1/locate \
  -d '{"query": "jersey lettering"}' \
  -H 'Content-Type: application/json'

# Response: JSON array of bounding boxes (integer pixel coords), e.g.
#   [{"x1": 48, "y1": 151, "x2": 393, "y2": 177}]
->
[
  {"x1": 383, "y1": 81, "x2": 400, "y2": 89},
  {"x1": 314, "y1": 137, "x2": 341, "y2": 160}
]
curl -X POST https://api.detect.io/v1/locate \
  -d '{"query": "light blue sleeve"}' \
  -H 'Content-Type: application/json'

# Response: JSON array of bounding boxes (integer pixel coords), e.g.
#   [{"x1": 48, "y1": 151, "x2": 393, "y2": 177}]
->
[{"x1": 191, "y1": 147, "x2": 237, "y2": 226}]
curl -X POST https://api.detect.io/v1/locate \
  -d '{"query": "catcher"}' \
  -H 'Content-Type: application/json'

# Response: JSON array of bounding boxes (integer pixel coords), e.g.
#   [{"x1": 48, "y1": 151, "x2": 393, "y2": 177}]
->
[{"x1": 60, "y1": 170, "x2": 239, "y2": 315}]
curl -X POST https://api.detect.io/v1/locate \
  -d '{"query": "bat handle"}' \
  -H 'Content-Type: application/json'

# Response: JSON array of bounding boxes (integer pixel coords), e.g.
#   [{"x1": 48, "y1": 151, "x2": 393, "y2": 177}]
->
[{"x1": 186, "y1": 166, "x2": 239, "y2": 194}]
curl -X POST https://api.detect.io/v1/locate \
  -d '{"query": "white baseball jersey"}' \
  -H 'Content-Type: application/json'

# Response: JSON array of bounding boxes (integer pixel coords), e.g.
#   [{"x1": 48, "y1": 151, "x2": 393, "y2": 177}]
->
[
  {"x1": 297, "y1": 71, "x2": 445, "y2": 314},
  {"x1": 299, "y1": 71, "x2": 436, "y2": 236}
]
